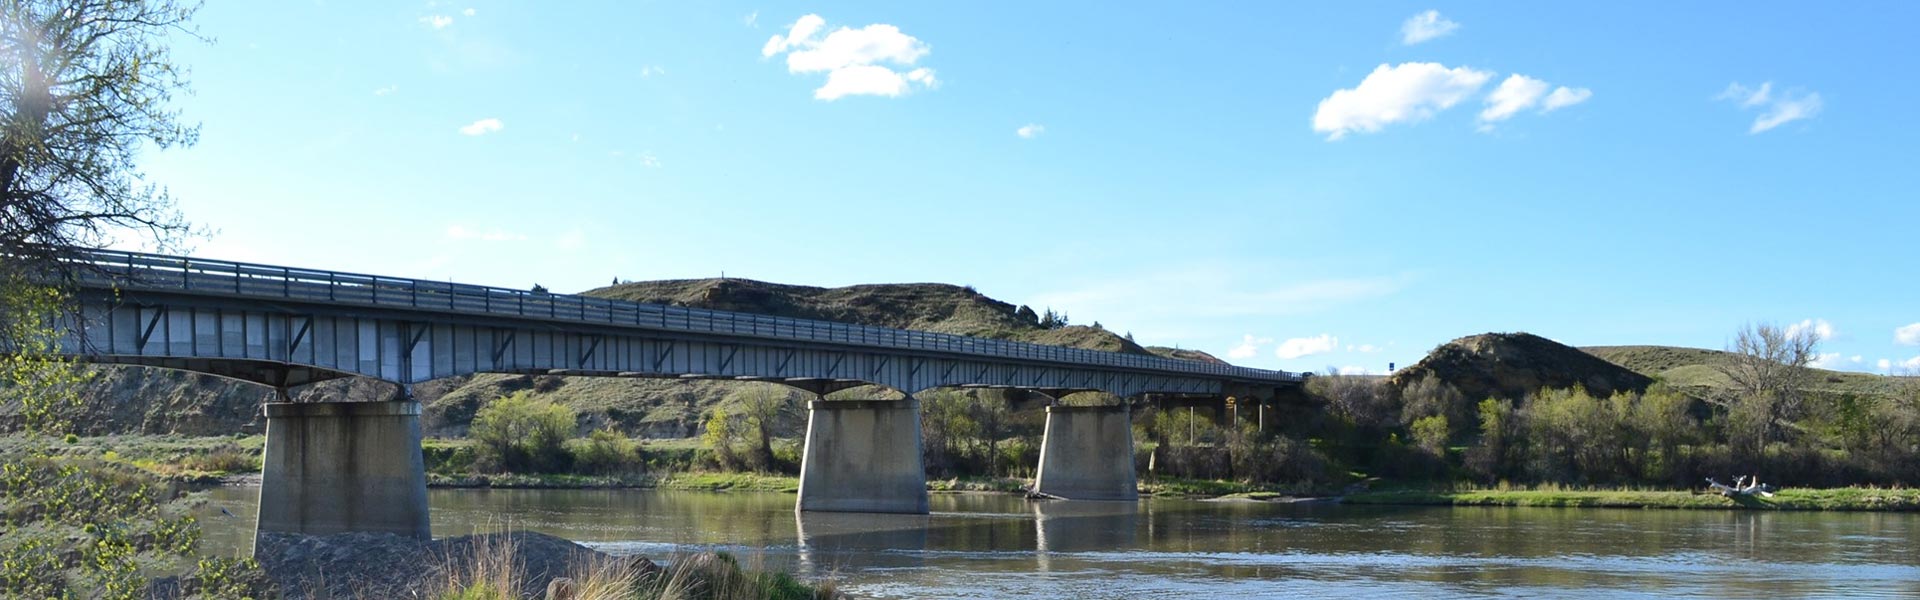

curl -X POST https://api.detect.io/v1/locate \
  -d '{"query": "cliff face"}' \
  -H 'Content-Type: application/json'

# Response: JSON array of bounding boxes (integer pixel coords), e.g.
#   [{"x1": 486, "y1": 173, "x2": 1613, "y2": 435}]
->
[{"x1": 11, "y1": 278, "x2": 1169, "y2": 437}]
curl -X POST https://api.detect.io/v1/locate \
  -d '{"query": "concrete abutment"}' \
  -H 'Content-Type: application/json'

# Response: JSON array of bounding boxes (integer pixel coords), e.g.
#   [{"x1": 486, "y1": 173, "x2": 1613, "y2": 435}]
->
[{"x1": 256, "y1": 400, "x2": 431, "y2": 543}]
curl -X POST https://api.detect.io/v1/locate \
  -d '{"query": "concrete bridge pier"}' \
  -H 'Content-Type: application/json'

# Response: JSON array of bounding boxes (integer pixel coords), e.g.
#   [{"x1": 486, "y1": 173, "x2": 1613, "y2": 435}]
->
[
  {"x1": 255, "y1": 399, "x2": 432, "y2": 542},
  {"x1": 1033, "y1": 404, "x2": 1139, "y2": 501},
  {"x1": 796, "y1": 398, "x2": 930, "y2": 514}
]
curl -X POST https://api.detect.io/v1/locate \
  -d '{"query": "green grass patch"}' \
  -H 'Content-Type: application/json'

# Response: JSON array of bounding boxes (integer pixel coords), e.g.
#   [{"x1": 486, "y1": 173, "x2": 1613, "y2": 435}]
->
[
  {"x1": 655, "y1": 472, "x2": 799, "y2": 493},
  {"x1": 1344, "y1": 486, "x2": 1920, "y2": 511},
  {"x1": 1139, "y1": 477, "x2": 1288, "y2": 498}
]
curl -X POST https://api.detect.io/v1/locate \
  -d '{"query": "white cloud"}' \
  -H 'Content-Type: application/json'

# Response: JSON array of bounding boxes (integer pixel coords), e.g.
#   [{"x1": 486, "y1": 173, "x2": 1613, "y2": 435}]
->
[
  {"x1": 458, "y1": 118, "x2": 504, "y2": 136},
  {"x1": 1721, "y1": 82, "x2": 1772, "y2": 107},
  {"x1": 762, "y1": 15, "x2": 936, "y2": 100},
  {"x1": 1479, "y1": 74, "x2": 1592, "y2": 129},
  {"x1": 373, "y1": 85, "x2": 399, "y2": 96},
  {"x1": 1312, "y1": 62, "x2": 1492, "y2": 140},
  {"x1": 1543, "y1": 86, "x2": 1594, "y2": 110},
  {"x1": 785, "y1": 24, "x2": 929, "y2": 72},
  {"x1": 640, "y1": 65, "x2": 666, "y2": 78},
  {"x1": 1719, "y1": 81, "x2": 1822, "y2": 134},
  {"x1": 1897, "y1": 323, "x2": 1920, "y2": 346},
  {"x1": 639, "y1": 152, "x2": 661, "y2": 168},
  {"x1": 1786, "y1": 318, "x2": 1836, "y2": 342},
  {"x1": 1337, "y1": 366, "x2": 1376, "y2": 376},
  {"x1": 762, "y1": 14, "x2": 827, "y2": 57},
  {"x1": 555, "y1": 230, "x2": 588, "y2": 251},
  {"x1": 814, "y1": 65, "x2": 912, "y2": 100},
  {"x1": 1479, "y1": 74, "x2": 1551, "y2": 123},
  {"x1": 1351, "y1": 344, "x2": 1381, "y2": 353},
  {"x1": 1017, "y1": 124, "x2": 1045, "y2": 139},
  {"x1": 744, "y1": 10, "x2": 759, "y2": 28},
  {"x1": 462, "y1": 8, "x2": 475, "y2": 17},
  {"x1": 1809, "y1": 353, "x2": 1845, "y2": 370},
  {"x1": 445, "y1": 225, "x2": 527, "y2": 242},
  {"x1": 1228, "y1": 335, "x2": 1272, "y2": 359},
  {"x1": 420, "y1": 15, "x2": 453, "y2": 29},
  {"x1": 1400, "y1": 10, "x2": 1459, "y2": 45},
  {"x1": 906, "y1": 67, "x2": 937, "y2": 87},
  {"x1": 1276, "y1": 334, "x2": 1339, "y2": 360},
  {"x1": 1884, "y1": 356, "x2": 1920, "y2": 374}
]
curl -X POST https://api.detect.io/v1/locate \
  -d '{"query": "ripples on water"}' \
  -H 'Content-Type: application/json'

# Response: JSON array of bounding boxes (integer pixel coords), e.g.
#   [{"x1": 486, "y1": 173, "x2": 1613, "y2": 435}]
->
[{"x1": 197, "y1": 488, "x2": 1920, "y2": 599}]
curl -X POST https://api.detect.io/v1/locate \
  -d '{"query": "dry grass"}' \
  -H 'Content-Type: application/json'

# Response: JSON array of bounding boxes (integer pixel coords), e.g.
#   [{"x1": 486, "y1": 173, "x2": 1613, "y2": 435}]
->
[{"x1": 425, "y1": 531, "x2": 835, "y2": 600}]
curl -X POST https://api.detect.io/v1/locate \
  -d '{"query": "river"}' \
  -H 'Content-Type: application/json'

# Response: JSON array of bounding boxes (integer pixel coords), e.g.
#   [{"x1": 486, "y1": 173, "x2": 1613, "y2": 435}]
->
[{"x1": 196, "y1": 487, "x2": 1919, "y2": 599}]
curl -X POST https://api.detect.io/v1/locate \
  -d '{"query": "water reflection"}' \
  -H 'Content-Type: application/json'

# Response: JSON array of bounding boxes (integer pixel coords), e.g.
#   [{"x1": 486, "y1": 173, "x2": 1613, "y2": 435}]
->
[
  {"x1": 195, "y1": 487, "x2": 1920, "y2": 599},
  {"x1": 795, "y1": 511, "x2": 930, "y2": 574}
]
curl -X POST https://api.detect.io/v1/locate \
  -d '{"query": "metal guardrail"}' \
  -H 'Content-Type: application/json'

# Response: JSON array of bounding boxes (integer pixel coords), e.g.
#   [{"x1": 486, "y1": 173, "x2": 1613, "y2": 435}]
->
[{"x1": 61, "y1": 248, "x2": 1300, "y2": 384}]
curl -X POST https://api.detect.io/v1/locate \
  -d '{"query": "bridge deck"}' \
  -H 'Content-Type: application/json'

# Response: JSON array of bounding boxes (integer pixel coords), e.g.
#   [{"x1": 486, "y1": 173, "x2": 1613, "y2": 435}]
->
[{"x1": 59, "y1": 249, "x2": 1300, "y2": 386}]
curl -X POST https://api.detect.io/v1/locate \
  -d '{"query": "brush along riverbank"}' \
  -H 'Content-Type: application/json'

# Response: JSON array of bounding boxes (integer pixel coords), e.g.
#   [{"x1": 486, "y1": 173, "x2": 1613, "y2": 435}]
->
[{"x1": 1343, "y1": 486, "x2": 1920, "y2": 511}]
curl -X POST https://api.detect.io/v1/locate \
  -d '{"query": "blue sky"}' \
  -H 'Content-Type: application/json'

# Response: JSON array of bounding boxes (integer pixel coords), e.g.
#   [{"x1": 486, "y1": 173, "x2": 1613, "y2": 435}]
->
[{"x1": 119, "y1": 2, "x2": 1920, "y2": 376}]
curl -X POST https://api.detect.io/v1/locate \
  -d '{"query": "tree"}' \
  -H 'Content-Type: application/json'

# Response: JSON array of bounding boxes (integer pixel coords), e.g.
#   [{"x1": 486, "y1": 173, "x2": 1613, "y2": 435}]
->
[
  {"x1": 969, "y1": 391, "x2": 1010, "y2": 476},
  {"x1": 469, "y1": 391, "x2": 577, "y2": 473},
  {"x1": 1398, "y1": 373, "x2": 1466, "y2": 432},
  {"x1": 730, "y1": 383, "x2": 795, "y2": 470},
  {"x1": 1309, "y1": 371, "x2": 1393, "y2": 428},
  {"x1": 918, "y1": 389, "x2": 978, "y2": 476},
  {"x1": 0, "y1": 3, "x2": 269, "y2": 597},
  {"x1": 1039, "y1": 308, "x2": 1069, "y2": 329},
  {"x1": 1716, "y1": 322, "x2": 1820, "y2": 444},
  {"x1": 1464, "y1": 398, "x2": 1516, "y2": 483},
  {"x1": 2, "y1": 0, "x2": 200, "y2": 265}
]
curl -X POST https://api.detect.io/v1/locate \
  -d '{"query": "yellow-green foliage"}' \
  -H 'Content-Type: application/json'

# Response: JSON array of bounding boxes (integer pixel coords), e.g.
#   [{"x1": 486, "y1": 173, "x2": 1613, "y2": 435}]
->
[
  {"x1": 574, "y1": 428, "x2": 641, "y2": 475},
  {"x1": 471, "y1": 391, "x2": 578, "y2": 473},
  {"x1": 0, "y1": 276, "x2": 90, "y2": 435}
]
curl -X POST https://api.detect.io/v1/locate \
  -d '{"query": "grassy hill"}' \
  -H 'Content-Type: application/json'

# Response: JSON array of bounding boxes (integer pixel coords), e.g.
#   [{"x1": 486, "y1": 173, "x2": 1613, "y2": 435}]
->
[
  {"x1": 1581, "y1": 345, "x2": 1907, "y2": 399},
  {"x1": 584, "y1": 277, "x2": 1150, "y2": 353}
]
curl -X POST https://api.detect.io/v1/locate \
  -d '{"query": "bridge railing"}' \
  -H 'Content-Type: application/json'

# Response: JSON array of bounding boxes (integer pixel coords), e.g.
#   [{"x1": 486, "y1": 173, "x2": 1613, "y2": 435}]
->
[{"x1": 66, "y1": 249, "x2": 1299, "y2": 384}]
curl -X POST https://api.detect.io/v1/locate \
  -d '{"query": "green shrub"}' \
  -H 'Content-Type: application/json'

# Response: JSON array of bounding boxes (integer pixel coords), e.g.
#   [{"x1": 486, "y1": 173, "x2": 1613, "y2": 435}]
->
[
  {"x1": 573, "y1": 429, "x2": 640, "y2": 475},
  {"x1": 179, "y1": 444, "x2": 260, "y2": 474},
  {"x1": 424, "y1": 441, "x2": 477, "y2": 474},
  {"x1": 470, "y1": 391, "x2": 576, "y2": 473}
]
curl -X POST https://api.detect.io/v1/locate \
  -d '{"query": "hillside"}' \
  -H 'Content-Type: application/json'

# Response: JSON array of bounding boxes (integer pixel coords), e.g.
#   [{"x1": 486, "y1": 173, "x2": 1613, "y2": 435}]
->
[
  {"x1": 1388, "y1": 333, "x2": 1655, "y2": 402},
  {"x1": 584, "y1": 277, "x2": 1152, "y2": 354},
  {"x1": 1146, "y1": 347, "x2": 1226, "y2": 364},
  {"x1": 1582, "y1": 345, "x2": 1907, "y2": 399},
  {"x1": 10, "y1": 277, "x2": 1171, "y2": 437}
]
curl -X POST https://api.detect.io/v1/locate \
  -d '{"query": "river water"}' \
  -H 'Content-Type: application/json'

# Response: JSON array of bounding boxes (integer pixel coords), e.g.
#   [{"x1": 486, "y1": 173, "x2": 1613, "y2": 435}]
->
[{"x1": 197, "y1": 487, "x2": 1919, "y2": 599}]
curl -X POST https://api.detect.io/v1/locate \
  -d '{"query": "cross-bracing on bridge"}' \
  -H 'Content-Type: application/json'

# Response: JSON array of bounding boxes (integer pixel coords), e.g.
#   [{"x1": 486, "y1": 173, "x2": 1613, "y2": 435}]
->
[{"x1": 19, "y1": 249, "x2": 1304, "y2": 544}]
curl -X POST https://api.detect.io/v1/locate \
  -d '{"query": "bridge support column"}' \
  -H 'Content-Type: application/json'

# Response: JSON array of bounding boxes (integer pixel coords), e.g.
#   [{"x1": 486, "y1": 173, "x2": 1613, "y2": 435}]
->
[
  {"x1": 256, "y1": 400, "x2": 431, "y2": 541},
  {"x1": 796, "y1": 399, "x2": 929, "y2": 514},
  {"x1": 1034, "y1": 404, "x2": 1139, "y2": 501}
]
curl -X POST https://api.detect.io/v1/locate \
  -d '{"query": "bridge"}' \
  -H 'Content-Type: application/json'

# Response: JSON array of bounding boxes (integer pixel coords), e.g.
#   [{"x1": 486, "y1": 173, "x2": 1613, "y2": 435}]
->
[{"x1": 26, "y1": 249, "x2": 1304, "y2": 541}]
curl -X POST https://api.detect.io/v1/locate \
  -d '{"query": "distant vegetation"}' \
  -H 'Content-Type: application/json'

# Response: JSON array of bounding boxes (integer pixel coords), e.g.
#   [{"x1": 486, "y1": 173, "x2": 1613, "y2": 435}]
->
[{"x1": 1307, "y1": 328, "x2": 1920, "y2": 490}]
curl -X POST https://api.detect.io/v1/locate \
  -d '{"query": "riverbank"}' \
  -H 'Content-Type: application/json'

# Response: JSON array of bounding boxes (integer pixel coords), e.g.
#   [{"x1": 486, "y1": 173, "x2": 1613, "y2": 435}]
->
[
  {"x1": 26, "y1": 435, "x2": 1920, "y2": 511},
  {"x1": 249, "y1": 530, "x2": 839, "y2": 599},
  {"x1": 1343, "y1": 486, "x2": 1920, "y2": 511}
]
